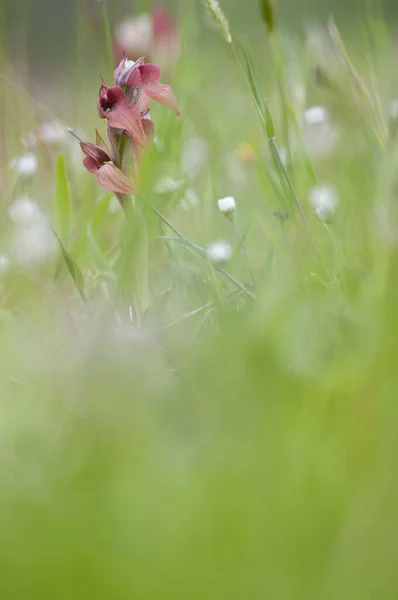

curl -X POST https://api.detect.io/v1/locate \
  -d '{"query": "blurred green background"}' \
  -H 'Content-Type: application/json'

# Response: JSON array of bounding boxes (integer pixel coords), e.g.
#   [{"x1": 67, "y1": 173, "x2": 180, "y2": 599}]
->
[{"x1": 2, "y1": 0, "x2": 397, "y2": 70}]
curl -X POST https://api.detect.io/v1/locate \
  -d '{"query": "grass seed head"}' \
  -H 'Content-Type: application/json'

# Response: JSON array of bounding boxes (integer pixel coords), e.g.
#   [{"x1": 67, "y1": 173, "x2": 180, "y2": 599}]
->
[{"x1": 203, "y1": 0, "x2": 232, "y2": 44}]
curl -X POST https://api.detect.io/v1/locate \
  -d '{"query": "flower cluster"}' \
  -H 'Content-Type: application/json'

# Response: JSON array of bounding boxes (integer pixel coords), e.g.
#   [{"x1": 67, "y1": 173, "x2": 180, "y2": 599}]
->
[
  {"x1": 81, "y1": 56, "x2": 180, "y2": 203},
  {"x1": 114, "y1": 6, "x2": 179, "y2": 69}
]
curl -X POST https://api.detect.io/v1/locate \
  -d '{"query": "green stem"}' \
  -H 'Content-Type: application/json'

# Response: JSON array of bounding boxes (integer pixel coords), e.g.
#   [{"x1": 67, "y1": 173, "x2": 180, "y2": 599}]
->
[
  {"x1": 136, "y1": 196, "x2": 255, "y2": 301},
  {"x1": 269, "y1": 33, "x2": 291, "y2": 167},
  {"x1": 232, "y1": 221, "x2": 256, "y2": 289},
  {"x1": 101, "y1": 2, "x2": 114, "y2": 74},
  {"x1": 269, "y1": 138, "x2": 331, "y2": 279},
  {"x1": 217, "y1": 268, "x2": 256, "y2": 301}
]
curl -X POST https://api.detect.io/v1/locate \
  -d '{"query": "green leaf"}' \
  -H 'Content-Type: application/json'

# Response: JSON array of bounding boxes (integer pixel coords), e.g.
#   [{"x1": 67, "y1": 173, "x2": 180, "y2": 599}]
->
[
  {"x1": 157, "y1": 237, "x2": 208, "y2": 261},
  {"x1": 53, "y1": 229, "x2": 86, "y2": 302},
  {"x1": 54, "y1": 155, "x2": 72, "y2": 246},
  {"x1": 240, "y1": 42, "x2": 275, "y2": 139}
]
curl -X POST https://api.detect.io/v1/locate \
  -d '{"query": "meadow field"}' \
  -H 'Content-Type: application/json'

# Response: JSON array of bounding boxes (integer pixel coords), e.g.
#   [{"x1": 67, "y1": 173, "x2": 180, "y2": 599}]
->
[{"x1": 1, "y1": 0, "x2": 398, "y2": 597}]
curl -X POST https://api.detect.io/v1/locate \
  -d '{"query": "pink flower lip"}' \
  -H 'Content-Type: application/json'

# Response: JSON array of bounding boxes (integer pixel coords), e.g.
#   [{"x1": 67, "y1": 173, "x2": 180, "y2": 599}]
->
[
  {"x1": 97, "y1": 81, "x2": 146, "y2": 146},
  {"x1": 80, "y1": 141, "x2": 135, "y2": 195}
]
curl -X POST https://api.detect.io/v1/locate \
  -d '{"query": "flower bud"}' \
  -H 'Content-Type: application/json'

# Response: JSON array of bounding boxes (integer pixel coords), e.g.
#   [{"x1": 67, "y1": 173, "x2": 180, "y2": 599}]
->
[{"x1": 217, "y1": 196, "x2": 236, "y2": 220}]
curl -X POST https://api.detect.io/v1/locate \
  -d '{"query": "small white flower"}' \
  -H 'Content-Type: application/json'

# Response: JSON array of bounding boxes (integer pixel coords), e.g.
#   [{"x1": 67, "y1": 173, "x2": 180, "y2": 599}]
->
[
  {"x1": 36, "y1": 121, "x2": 67, "y2": 145},
  {"x1": 8, "y1": 197, "x2": 42, "y2": 225},
  {"x1": 181, "y1": 137, "x2": 208, "y2": 177},
  {"x1": 115, "y1": 14, "x2": 153, "y2": 55},
  {"x1": 9, "y1": 153, "x2": 38, "y2": 177},
  {"x1": 390, "y1": 99, "x2": 398, "y2": 120},
  {"x1": 207, "y1": 240, "x2": 233, "y2": 263},
  {"x1": 0, "y1": 256, "x2": 10, "y2": 274},
  {"x1": 309, "y1": 185, "x2": 338, "y2": 221},
  {"x1": 155, "y1": 177, "x2": 185, "y2": 194},
  {"x1": 303, "y1": 106, "x2": 328, "y2": 126},
  {"x1": 302, "y1": 107, "x2": 339, "y2": 159},
  {"x1": 11, "y1": 221, "x2": 56, "y2": 266},
  {"x1": 217, "y1": 196, "x2": 236, "y2": 219}
]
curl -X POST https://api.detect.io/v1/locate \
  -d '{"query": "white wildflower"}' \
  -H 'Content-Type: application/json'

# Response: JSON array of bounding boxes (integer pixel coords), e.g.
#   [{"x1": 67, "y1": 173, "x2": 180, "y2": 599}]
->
[
  {"x1": 390, "y1": 99, "x2": 398, "y2": 120},
  {"x1": 9, "y1": 200, "x2": 56, "y2": 266},
  {"x1": 302, "y1": 107, "x2": 339, "y2": 159},
  {"x1": 181, "y1": 137, "x2": 208, "y2": 177},
  {"x1": 207, "y1": 240, "x2": 233, "y2": 263},
  {"x1": 217, "y1": 196, "x2": 235, "y2": 219},
  {"x1": 8, "y1": 197, "x2": 42, "y2": 225},
  {"x1": 0, "y1": 256, "x2": 10, "y2": 274},
  {"x1": 9, "y1": 153, "x2": 38, "y2": 177},
  {"x1": 303, "y1": 106, "x2": 328, "y2": 125},
  {"x1": 155, "y1": 176, "x2": 185, "y2": 194},
  {"x1": 36, "y1": 121, "x2": 67, "y2": 145},
  {"x1": 309, "y1": 185, "x2": 338, "y2": 221},
  {"x1": 11, "y1": 221, "x2": 56, "y2": 266},
  {"x1": 115, "y1": 14, "x2": 153, "y2": 55}
]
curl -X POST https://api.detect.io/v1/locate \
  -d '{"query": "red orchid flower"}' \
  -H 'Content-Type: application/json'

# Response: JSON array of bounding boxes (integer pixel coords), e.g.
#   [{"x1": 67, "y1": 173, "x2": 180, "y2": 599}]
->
[
  {"x1": 114, "y1": 58, "x2": 180, "y2": 116},
  {"x1": 113, "y1": 6, "x2": 179, "y2": 68},
  {"x1": 97, "y1": 79, "x2": 146, "y2": 146},
  {"x1": 80, "y1": 141, "x2": 135, "y2": 194},
  {"x1": 152, "y1": 5, "x2": 177, "y2": 43}
]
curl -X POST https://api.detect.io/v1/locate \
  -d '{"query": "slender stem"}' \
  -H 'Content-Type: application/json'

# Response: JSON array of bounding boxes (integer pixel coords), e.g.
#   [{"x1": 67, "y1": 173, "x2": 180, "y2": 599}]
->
[
  {"x1": 136, "y1": 195, "x2": 255, "y2": 301},
  {"x1": 217, "y1": 268, "x2": 256, "y2": 301},
  {"x1": 269, "y1": 33, "x2": 291, "y2": 167},
  {"x1": 101, "y1": 2, "x2": 114, "y2": 75},
  {"x1": 162, "y1": 289, "x2": 245, "y2": 331},
  {"x1": 137, "y1": 195, "x2": 187, "y2": 240},
  {"x1": 231, "y1": 221, "x2": 256, "y2": 289},
  {"x1": 269, "y1": 138, "x2": 331, "y2": 279},
  {"x1": 0, "y1": 74, "x2": 80, "y2": 142}
]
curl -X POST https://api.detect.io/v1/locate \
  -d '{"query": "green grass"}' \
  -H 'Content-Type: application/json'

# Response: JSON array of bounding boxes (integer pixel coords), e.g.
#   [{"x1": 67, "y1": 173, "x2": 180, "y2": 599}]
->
[{"x1": 1, "y1": 1, "x2": 398, "y2": 597}]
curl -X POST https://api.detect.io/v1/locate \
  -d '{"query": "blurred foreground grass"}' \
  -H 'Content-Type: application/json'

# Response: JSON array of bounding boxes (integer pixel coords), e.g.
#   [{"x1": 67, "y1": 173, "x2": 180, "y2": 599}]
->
[{"x1": 1, "y1": 1, "x2": 398, "y2": 597}]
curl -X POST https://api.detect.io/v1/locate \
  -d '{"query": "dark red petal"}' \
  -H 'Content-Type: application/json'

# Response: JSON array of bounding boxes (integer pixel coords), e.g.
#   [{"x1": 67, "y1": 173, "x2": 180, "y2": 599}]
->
[
  {"x1": 126, "y1": 67, "x2": 142, "y2": 88},
  {"x1": 97, "y1": 77, "x2": 111, "y2": 118},
  {"x1": 106, "y1": 86, "x2": 128, "y2": 104},
  {"x1": 80, "y1": 142, "x2": 111, "y2": 164},
  {"x1": 83, "y1": 156, "x2": 99, "y2": 173},
  {"x1": 141, "y1": 81, "x2": 180, "y2": 116},
  {"x1": 95, "y1": 162, "x2": 135, "y2": 194},
  {"x1": 107, "y1": 102, "x2": 146, "y2": 146},
  {"x1": 138, "y1": 63, "x2": 161, "y2": 85}
]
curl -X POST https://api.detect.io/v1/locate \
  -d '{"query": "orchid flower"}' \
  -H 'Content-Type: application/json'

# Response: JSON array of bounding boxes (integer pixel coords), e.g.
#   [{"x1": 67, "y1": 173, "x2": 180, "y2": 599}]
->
[
  {"x1": 114, "y1": 57, "x2": 180, "y2": 116},
  {"x1": 80, "y1": 141, "x2": 134, "y2": 194},
  {"x1": 80, "y1": 55, "x2": 179, "y2": 204},
  {"x1": 114, "y1": 6, "x2": 179, "y2": 69},
  {"x1": 97, "y1": 79, "x2": 146, "y2": 146}
]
